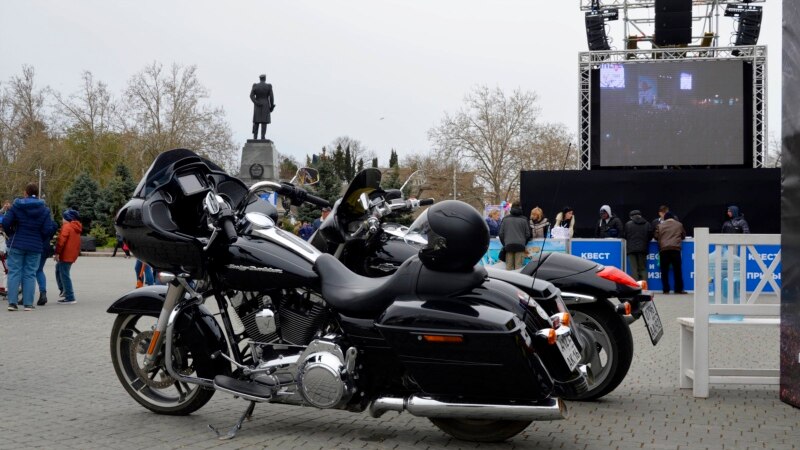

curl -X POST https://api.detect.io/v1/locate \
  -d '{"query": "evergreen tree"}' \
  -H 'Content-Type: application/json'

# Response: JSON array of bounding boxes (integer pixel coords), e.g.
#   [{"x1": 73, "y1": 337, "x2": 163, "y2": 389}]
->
[
  {"x1": 371, "y1": 157, "x2": 378, "y2": 168},
  {"x1": 315, "y1": 157, "x2": 342, "y2": 204},
  {"x1": 332, "y1": 144, "x2": 345, "y2": 180},
  {"x1": 62, "y1": 172, "x2": 101, "y2": 230},
  {"x1": 389, "y1": 149, "x2": 398, "y2": 168},
  {"x1": 357, "y1": 158, "x2": 364, "y2": 172},
  {"x1": 96, "y1": 164, "x2": 137, "y2": 235},
  {"x1": 344, "y1": 146, "x2": 353, "y2": 180}
]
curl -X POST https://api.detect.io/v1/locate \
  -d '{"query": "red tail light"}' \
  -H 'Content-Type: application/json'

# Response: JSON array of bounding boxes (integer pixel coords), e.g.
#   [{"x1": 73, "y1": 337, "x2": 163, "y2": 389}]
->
[{"x1": 596, "y1": 266, "x2": 639, "y2": 288}]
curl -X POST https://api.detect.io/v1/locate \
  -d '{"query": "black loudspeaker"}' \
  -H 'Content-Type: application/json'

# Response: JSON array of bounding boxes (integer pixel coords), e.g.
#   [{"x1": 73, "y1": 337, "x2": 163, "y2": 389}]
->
[
  {"x1": 735, "y1": 9, "x2": 763, "y2": 45},
  {"x1": 654, "y1": 0, "x2": 692, "y2": 46},
  {"x1": 585, "y1": 14, "x2": 610, "y2": 51}
]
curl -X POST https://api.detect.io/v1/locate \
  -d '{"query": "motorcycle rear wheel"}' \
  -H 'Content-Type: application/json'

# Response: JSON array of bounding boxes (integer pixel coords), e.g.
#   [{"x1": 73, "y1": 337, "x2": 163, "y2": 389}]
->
[
  {"x1": 566, "y1": 300, "x2": 634, "y2": 401},
  {"x1": 429, "y1": 418, "x2": 532, "y2": 442},
  {"x1": 110, "y1": 313, "x2": 214, "y2": 415}
]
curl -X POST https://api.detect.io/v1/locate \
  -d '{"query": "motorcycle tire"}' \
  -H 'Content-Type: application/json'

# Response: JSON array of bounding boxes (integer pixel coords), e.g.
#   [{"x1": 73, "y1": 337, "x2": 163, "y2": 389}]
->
[
  {"x1": 110, "y1": 313, "x2": 215, "y2": 415},
  {"x1": 429, "y1": 418, "x2": 532, "y2": 442},
  {"x1": 565, "y1": 300, "x2": 634, "y2": 401}
]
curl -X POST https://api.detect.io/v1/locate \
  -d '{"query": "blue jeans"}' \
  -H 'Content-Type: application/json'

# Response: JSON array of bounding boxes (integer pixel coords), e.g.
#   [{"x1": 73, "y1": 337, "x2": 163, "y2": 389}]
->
[
  {"x1": 56, "y1": 261, "x2": 75, "y2": 301},
  {"x1": 7, "y1": 248, "x2": 41, "y2": 307},
  {"x1": 134, "y1": 260, "x2": 154, "y2": 286},
  {"x1": 36, "y1": 252, "x2": 47, "y2": 293}
]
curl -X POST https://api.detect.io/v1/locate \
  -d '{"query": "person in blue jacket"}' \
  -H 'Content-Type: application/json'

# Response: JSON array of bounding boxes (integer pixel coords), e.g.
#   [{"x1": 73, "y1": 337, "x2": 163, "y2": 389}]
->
[
  {"x1": 485, "y1": 209, "x2": 501, "y2": 237},
  {"x1": 0, "y1": 183, "x2": 58, "y2": 311}
]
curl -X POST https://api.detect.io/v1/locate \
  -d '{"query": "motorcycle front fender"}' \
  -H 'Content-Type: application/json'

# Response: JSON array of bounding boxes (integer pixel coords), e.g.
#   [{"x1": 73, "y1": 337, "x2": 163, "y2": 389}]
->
[{"x1": 107, "y1": 285, "x2": 231, "y2": 378}]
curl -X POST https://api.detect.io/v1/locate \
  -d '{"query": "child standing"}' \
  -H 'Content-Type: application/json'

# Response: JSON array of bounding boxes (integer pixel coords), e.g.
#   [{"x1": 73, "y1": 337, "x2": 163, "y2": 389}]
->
[{"x1": 55, "y1": 209, "x2": 82, "y2": 305}]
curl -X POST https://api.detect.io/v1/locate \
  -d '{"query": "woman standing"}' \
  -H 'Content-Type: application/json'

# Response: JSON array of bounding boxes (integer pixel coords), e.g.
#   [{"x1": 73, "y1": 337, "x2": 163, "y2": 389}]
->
[
  {"x1": 529, "y1": 207, "x2": 550, "y2": 239},
  {"x1": 552, "y1": 206, "x2": 576, "y2": 239}
]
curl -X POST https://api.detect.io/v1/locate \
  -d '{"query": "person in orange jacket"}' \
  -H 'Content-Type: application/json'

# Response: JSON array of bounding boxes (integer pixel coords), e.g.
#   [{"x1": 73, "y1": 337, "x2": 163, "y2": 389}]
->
[{"x1": 54, "y1": 209, "x2": 82, "y2": 305}]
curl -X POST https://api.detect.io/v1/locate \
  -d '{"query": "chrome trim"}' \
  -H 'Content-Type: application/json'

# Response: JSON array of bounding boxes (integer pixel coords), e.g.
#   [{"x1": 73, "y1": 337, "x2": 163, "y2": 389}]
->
[
  {"x1": 560, "y1": 292, "x2": 597, "y2": 305},
  {"x1": 253, "y1": 227, "x2": 322, "y2": 263},
  {"x1": 244, "y1": 181, "x2": 283, "y2": 206},
  {"x1": 212, "y1": 384, "x2": 271, "y2": 403},
  {"x1": 369, "y1": 396, "x2": 567, "y2": 421}
]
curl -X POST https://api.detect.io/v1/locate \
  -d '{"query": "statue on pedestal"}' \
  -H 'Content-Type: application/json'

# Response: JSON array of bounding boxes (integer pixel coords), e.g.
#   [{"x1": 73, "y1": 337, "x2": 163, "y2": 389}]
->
[{"x1": 250, "y1": 74, "x2": 275, "y2": 140}]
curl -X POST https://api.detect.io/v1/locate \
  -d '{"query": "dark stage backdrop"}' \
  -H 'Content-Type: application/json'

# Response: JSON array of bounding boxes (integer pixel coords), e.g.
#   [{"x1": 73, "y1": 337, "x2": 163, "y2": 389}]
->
[
  {"x1": 780, "y1": 1, "x2": 800, "y2": 408},
  {"x1": 519, "y1": 168, "x2": 780, "y2": 238}
]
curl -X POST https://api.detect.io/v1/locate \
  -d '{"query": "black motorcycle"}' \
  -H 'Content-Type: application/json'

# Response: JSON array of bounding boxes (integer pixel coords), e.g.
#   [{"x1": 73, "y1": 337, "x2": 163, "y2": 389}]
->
[
  {"x1": 309, "y1": 168, "x2": 663, "y2": 401},
  {"x1": 108, "y1": 149, "x2": 588, "y2": 442}
]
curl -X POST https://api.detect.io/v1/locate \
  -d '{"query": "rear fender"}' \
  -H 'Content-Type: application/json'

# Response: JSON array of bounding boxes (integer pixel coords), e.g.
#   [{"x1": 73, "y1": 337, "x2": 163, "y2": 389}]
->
[{"x1": 107, "y1": 285, "x2": 231, "y2": 378}]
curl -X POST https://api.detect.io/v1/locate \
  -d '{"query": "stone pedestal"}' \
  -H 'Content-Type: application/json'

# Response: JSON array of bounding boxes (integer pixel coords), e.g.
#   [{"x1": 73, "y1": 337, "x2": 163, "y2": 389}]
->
[{"x1": 239, "y1": 139, "x2": 279, "y2": 186}]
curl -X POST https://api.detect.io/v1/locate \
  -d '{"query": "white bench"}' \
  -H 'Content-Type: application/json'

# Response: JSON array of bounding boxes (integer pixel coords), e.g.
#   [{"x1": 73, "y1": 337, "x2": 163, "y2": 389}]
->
[{"x1": 678, "y1": 228, "x2": 781, "y2": 398}]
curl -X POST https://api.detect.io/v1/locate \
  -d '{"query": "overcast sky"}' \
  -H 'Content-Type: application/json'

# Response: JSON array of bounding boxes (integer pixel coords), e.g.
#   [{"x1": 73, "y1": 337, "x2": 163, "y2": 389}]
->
[{"x1": 0, "y1": 0, "x2": 782, "y2": 166}]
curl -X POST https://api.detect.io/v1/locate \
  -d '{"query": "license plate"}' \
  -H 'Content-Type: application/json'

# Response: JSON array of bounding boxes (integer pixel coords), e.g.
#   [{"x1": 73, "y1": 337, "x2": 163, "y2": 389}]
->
[
  {"x1": 641, "y1": 300, "x2": 664, "y2": 345},
  {"x1": 556, "y1": 333, "x2": 582, "y2": 371}
]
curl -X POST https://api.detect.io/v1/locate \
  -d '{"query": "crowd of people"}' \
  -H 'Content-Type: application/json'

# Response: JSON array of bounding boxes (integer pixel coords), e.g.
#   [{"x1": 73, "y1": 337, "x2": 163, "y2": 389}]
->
[
  {"x1": 487, "y1": 201, "x2": 752, "y2": 294},
  {"x1": 0, "y1": 183, "x2": 82, "y2": 311}
]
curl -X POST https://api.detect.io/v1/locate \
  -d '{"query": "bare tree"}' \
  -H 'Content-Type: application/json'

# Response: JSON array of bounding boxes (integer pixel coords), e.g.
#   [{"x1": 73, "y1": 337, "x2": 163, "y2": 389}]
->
[
  {"x1": 519, "y1": 123, "x2": 579, "y2": 171},
  {"x1": 0, "y1": 65, "x2": 47, "y2": 164},
  {"x1": 765, "y1": 133, "x2": 781, "y2": 168},
  {"x1": 428, "y1": 86, "x2": 540, "y2": 203},
  {"x1": 123, "y1": 62, "x2": 238, "y2": 172},
  {"x1": 403, "y1": 151, "x2": 484, "y2": 208}
]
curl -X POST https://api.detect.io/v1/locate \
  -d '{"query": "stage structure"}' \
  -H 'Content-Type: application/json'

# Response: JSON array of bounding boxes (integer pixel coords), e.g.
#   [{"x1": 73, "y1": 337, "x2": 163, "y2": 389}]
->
[
  {"x1": 579, "y1": 0, "x2": 765, "y2": 49},
  {"x1": 578, "y1": 45, "x2": 766, "y2": 170}
]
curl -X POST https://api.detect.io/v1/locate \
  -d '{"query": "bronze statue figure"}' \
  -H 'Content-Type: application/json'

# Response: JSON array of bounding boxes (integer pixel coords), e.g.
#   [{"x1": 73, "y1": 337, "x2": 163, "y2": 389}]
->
[{"x1": 250, "y1": 74, "x2": 275, "y2": 140}]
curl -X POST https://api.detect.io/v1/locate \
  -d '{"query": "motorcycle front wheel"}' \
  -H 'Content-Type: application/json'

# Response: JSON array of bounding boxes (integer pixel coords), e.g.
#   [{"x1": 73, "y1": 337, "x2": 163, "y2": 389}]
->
[
  {"x1": 110, "y1": 313, "x2": 214, "y2": 415},
  {"x1": 566, "y1": 300, "x2": 634, "y2": 401},
  {"x1": 429, "y1": 418, "x2": 532, "y2": 442}
]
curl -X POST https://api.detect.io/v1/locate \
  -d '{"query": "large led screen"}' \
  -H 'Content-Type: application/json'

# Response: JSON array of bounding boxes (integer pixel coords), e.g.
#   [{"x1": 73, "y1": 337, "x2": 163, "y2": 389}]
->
[{"x1": 597, "y1": 60, "x2": 748, "y2": 167}]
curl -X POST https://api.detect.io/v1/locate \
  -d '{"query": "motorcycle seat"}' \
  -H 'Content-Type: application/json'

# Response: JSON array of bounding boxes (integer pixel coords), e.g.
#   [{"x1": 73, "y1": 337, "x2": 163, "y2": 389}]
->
[{"x1": 314, "y1": 254, "x2": 487, "y2": 316}]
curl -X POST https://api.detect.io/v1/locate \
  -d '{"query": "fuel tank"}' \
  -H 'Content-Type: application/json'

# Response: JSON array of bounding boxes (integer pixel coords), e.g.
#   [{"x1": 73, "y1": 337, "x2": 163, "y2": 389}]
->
[{"x1": 213, "y1": 235, "x2": 319, "y2": 291}]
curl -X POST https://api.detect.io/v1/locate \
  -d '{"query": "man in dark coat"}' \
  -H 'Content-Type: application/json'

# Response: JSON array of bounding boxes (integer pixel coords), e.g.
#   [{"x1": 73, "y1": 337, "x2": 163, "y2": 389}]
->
[
  {"x1": 654, "y1": 212, "x2": 686, "y2": 294},
  {"x1": 721, "y1": 205, "x2": 750, "y2": 234},
  {"x1": 250, "y1": 74, "x2": 275, "y2": 140},
  {"x1": 595, "y1": 205, "x2": 624, "y2": 238},
  {"x1": 624, "y1": 209, "x2": 653, "y2": 281},
  {"x1": 498, "y1": 202, "x2": 532, "y2": 270}
]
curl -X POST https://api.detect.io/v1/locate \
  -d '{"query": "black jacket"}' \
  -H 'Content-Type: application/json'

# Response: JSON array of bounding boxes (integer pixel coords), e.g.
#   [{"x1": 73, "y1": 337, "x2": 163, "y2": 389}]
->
[
  {"x1": 625, "y1": 212, "x2": 653, "y2": 254},
  {"x1": 499, "y1": 207, "x2": 531, "y2": 253}
]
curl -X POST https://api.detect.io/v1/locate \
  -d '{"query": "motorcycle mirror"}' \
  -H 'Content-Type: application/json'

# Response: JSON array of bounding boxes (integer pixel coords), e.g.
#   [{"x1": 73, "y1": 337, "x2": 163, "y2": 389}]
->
[
  {"x1": 291, "y1": 167, "x2": 320, "y2": 186},
  {"x1": 358, "y1": 192, "x2": 370, "y2": 211}
]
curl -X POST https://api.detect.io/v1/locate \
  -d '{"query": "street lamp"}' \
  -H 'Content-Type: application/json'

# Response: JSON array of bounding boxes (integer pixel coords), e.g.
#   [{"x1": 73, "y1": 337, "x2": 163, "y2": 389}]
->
[{"x1": 34, "y1": 168, "x2": 46, "y2": 199}]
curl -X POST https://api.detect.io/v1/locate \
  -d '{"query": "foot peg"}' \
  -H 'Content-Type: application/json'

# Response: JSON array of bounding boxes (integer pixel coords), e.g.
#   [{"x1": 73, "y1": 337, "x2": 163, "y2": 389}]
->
[
  {"x1": 208, "y1": 401, "x2": 256, "y2": 440},
  {"x1": 213, "y1": 375, "x2": 272, "y2": 402}
]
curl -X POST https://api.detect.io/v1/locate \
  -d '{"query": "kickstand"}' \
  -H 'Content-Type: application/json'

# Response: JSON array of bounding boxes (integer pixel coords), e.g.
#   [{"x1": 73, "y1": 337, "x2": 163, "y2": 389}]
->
[{"x1": 208, "y1": 401, "x2": 256, "y2": 440}]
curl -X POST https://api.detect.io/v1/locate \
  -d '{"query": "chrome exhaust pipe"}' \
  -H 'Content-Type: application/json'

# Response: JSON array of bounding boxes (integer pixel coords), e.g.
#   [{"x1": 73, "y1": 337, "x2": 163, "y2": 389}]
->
[{"x1": 369, "y1": 396, "x2": 567, "y2": 421}]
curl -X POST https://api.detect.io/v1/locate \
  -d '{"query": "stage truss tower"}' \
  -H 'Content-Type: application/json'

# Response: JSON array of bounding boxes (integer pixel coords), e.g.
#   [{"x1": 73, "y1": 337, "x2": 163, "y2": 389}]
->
[{"x1": 578, "y1": 45, "x2": 767, "y2": 170}]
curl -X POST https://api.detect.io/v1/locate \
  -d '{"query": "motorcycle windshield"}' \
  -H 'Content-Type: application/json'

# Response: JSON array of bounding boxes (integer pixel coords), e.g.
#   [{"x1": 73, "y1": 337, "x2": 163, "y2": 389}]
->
[
  {"x1": 337, "y1": 168, "x2": 382, "y2": 219},
  {"x1": 133, "y1": 148, "x2": 225, "y2": 199},
  {"x1": 403, "y1": 209, "x2": 431, "y2": 246}
]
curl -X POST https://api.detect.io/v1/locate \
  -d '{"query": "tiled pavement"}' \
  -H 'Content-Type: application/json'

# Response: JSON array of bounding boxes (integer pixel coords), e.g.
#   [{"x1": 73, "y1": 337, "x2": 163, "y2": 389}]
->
[{"x1": 0, "y1": 256, "x2": 796, "y2": 449}]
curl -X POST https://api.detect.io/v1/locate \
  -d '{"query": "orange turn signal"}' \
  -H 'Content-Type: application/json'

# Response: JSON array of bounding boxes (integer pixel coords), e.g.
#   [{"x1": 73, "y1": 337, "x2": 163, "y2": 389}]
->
[
  {"x1": 560, "y1": 312, "x2": 571, "y2": 327},
  {"x1": 623, "y1": 302, "x2": 632, "y2": 315},
  {"x1": 147, "y1": 330, "x2": 161, "y2": 355},
  {"x1": 638, "y1": 280, "x2": 648, "y2": 291},
  {"x1": 422, "y1": 334, "x2": 464, "y2": 344}
]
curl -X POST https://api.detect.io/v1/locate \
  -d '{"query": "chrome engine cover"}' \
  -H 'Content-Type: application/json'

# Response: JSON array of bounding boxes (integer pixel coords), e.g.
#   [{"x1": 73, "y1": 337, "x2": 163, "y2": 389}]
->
[{"x1": 296, "y1": 340, "x2": 350, "y2": 409}]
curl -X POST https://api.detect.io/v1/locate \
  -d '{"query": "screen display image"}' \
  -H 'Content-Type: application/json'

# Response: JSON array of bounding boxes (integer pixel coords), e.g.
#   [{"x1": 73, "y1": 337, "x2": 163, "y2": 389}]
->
[
  {"x1": 177, "y1": 173, "x2": 206, "y2": 196},
  {"x1": 597, "y1": 60, "x2": 746, "y2": 167}
]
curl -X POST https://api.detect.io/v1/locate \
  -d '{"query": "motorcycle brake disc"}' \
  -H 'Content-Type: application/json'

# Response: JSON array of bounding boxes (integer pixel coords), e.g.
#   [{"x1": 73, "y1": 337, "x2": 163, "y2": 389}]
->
[{"x1": 129, "y1": 330, "x2": 191, "y2": 389}]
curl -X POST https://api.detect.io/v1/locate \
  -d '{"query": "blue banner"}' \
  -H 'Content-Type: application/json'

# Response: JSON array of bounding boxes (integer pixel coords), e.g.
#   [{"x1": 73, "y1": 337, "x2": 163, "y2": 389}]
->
[
  {"x1": 646, "y1": 241, "x2": 695, "y2": 292},
  {"x1": 570, "y1": 239, "x2": 625, "y2": 269},
  {"x1": 481, "y1": 238, "x2": 568, "y2": 266}
]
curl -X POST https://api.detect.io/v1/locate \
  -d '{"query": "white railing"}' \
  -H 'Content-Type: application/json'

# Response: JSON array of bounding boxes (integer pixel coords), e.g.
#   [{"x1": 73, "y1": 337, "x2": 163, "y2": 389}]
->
[{"x1": 678, "y1": 228, "x2": 781, "y2": 397}]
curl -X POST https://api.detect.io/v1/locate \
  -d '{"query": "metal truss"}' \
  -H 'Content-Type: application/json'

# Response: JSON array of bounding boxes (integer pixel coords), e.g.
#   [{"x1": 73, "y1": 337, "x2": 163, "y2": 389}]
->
[
  {"x1": 578, "y1": 46, "x2": 767, "y2": 170},
  {"x1": 579, "y1": 0, "x2": 764, "y2": 11},
  {"x1": 579, "y1": 1, "x2": 765, "y2": 50}
]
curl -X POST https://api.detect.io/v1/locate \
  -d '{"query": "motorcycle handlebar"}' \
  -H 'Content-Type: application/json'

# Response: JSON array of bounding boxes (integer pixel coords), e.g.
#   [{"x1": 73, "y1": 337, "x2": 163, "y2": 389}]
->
[
  {"x1": 221, "y1": 217, "x2": 238, "y2": 243},
  {"x1": 419, "y1": 198, "x2": 435, "y2": 206}
]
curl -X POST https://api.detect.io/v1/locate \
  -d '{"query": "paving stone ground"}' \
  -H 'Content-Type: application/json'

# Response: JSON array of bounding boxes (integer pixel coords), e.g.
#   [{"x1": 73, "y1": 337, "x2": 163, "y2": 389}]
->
[{"x1": 0, "y1": 256, "x2": 796, "y2": 449}]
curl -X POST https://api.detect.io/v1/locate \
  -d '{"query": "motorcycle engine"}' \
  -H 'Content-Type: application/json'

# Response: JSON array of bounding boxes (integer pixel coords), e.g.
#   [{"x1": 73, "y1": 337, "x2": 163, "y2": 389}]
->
[{"x1": 296, "y1": 339, "x2": 354, "y2": 409}]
